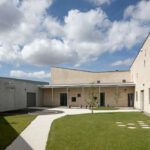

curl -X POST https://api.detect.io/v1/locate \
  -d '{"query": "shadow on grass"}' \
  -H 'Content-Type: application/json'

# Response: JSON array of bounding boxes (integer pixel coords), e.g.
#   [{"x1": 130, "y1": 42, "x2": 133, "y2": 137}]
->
[
  {"x1": 0, "y1": 108, "x2": 63, "y2": 116},
  {"x1": 0, "y1": 115, "x2": 32, "y2": 150}
]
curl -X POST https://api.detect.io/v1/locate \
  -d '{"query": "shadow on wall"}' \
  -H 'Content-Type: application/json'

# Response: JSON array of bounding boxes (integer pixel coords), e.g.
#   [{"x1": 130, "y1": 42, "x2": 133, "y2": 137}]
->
[{"x1": 0, "y1": 115, "x2": 32, "y2": 150}]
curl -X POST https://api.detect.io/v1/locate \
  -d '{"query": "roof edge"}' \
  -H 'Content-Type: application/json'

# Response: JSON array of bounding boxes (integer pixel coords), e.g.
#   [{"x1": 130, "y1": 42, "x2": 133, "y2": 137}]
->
[
  {"x1": 51, "y1": 66, "x2": 129, "y2": 73},
  {"x1": 0, "y1": 76, "x2": 49, "y2": 85},
  {"x1": 130, "y1": 33, "x2": 150, "y2": 70}
]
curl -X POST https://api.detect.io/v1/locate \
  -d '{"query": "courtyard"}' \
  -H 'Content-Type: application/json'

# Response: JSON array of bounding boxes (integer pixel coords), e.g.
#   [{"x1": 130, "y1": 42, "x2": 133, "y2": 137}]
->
[{"x1": 1, "y1": 107, "x2": 147, "y2": 150}]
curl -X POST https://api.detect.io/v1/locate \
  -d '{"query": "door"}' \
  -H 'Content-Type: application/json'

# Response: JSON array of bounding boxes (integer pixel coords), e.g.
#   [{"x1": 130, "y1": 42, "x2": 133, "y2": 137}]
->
[
  {"x1": 128, "y1": 93, "x2": 134, "y2": 107},
  {"x1": 60, "y1": 93, "x2": 67, "y2": 106},
  {"x1": 27, "y1": 92, "x2": 36, "y2": 107},
  {"x1": 141, "y1": 90, "x2": 144, "y2": 111},
  {"x1": 100, "y1": 93, "x2": 105, "y2": 106}
]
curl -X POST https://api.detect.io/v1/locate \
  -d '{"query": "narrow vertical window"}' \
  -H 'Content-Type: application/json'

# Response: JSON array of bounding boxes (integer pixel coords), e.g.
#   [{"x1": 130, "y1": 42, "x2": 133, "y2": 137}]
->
[
  {"x1": 144, "y1": 60, "x2": 146, "y2": 67},
  {"x1": 145, "y1": 49, "x2": 147, "y2": 56},
  {"x1": 136, "y1": 91, "x2": 138, "y2": 101},
  {"x1": 149, "y1": 88, "x2": 150, "y2": 104}
]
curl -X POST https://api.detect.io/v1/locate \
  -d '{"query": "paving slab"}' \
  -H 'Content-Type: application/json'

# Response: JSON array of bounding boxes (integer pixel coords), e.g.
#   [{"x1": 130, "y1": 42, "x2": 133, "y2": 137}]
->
[
  {"x1": 128, "y1": 127, "x2": 136, "y2": 129},
  {"x1": 118, "y1": 124, "x2": 126, "y2": 127},
  {"x1": 116, "y1": 122, "x2": 122, "y2": 124},
  {"x1": 137, "y1": 121, "x2": 144, "y2": 122},
  {"x1": 138, "y1": 122, "x2": 145, "y2": 125},
  {"x1": 142, "y1": 127, "x2": 150, "y2": 129},
  {"x1": 127, "y1": 123, "x2": 135, "y2": 125}
]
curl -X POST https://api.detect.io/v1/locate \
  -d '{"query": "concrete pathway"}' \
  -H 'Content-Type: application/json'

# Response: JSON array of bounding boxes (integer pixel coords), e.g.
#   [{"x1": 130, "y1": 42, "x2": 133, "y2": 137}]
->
[{"x1": 6, "y1": 107, "x2": 140, "y2": 150}]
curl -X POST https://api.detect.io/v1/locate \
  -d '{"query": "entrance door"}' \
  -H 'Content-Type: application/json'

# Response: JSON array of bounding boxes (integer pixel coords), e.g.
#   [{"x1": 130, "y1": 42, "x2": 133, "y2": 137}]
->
[
  {"x1": 27, "y1": 92, "x2": 36, "y2": 107},
  {"x1": 128, "y1": 93, "x2": 134, "y2": 107},
  {"x1": 60, "y1": 93, "x2": 67, "y2": 106},
  {"x1": 141, "y1": 90, "x2": 144, "y2": 111},
  {"x1": 100, "y1": 93, "x2": 105, "y2": 106}
]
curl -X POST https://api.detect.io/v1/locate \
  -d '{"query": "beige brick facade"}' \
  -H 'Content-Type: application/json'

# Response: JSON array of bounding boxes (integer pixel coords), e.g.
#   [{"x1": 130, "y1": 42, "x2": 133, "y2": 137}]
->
[
  {"x1": 51, "y1": 67, "x2": 131, "y2": 85},
  {"x1": 43, "y1": 86, "x2": 134, "y2": 107}
]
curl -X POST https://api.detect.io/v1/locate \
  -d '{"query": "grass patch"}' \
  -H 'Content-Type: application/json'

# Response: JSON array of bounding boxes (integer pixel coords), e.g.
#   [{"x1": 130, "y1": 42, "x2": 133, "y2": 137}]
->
[
  {"x1": 46, "y1": 112, "x2": 150, "y2": 150},
  {"x1": 0, "y1": 115, "x2": 36, "y2": 150},
  {"x1": 92, "y1": 107, "x2": 119, "y2": 110}
]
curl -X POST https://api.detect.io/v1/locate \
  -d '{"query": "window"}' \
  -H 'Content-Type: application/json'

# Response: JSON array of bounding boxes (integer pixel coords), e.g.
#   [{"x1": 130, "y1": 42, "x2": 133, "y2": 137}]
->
[
  {"x1": 97, "y1": 80, "x2": 100, "y2": 84},
  {"x1": 136, "y1": 91, "x2": 138, "y2": 101},
  {"x1": 94, "y1": 97, "x2": 97, "y2": 100},
  {"x1": 122, "y1": 80, "x2": 126, "y2": 83},
  {"x1": 149, "y1": 89, "x2": 150, "y2": 104},
  {"x1": 77, "y1": 93, "x2": 81, "y2": 97},
  {"x1": 72, "y1": 97, "x2": 76, "y2": 102}
]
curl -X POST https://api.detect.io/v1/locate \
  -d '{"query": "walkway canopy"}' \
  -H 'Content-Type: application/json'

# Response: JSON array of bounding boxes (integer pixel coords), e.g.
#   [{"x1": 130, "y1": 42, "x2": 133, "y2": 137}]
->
[{"x1": 40, "y1": 82, "x2": 135, "y2": 89}]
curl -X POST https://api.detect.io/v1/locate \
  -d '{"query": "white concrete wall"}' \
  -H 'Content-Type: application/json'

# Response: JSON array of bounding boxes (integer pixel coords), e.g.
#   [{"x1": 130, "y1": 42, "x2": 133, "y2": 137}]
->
[
  {"x1": 130, "y1": 34, "x2": 150, "y2": 114},
  {"x1": 0, "y1": 78, "x2": 47, "y2": 112}
]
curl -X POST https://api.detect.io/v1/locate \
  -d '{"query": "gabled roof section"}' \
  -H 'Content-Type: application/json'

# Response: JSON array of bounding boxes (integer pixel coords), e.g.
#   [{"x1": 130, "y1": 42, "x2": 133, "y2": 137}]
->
[{"x1": 130, "y1": 33, "x2": 150, "y2": 70}]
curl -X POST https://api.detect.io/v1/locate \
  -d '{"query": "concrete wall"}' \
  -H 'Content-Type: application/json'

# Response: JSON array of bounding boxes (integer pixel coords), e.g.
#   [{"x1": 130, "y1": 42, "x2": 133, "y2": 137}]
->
[
  {"x1": 130, "y1": 34, "x2": 150, "y2": 114},
  {"x1": 0, "y1": 78, "x2": 48, "y2": 112},
  {"x1": 51, "y1": 67, "x2": 132, "y2": 85},
  {"x1": 43, "y1": 86, "x2": 134, "y2": 107}
]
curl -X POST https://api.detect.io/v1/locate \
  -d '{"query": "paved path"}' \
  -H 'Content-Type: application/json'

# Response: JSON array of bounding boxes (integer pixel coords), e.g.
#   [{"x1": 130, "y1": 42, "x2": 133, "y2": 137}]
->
[{"x1": 6, "y1": 108, "x2": 140, "y2": 150}]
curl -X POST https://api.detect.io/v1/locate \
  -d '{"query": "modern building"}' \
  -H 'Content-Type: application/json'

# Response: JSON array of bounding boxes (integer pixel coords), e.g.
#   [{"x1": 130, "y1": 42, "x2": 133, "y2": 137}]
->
[
  {"x1": 0, "y1": 77, "x2": 48, "y2": 112},
  {"x1": 42, "y1": 67, "x2": 135, "y2": 108},
  {"x1": 41, "y1": 34, "x2": 150, "y2": 115},
  {"x1": 1, "y1": 34, "x2": 150, "y2": 115}
]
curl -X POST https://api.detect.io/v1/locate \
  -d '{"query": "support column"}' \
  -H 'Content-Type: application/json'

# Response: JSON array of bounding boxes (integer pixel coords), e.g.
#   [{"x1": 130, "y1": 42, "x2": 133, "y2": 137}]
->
[
  {"x1": 82, "y1": 87, "x2": 84, "y2": 105},
  {"x1": 51, "y1": 88, "x2": 53, "y2": 104},
  {"x1": 82, "y1": 87, "x2": 86, "y2": 107},
  {"x1": 115, "y1": 86, "x2": 119, "y2": 104},
  {"x1": 99, "y1": 86, "x2": 100, "y2": 106},
  {"x1": 67, "y1": 88, "x2": 69, "y2": 106}
]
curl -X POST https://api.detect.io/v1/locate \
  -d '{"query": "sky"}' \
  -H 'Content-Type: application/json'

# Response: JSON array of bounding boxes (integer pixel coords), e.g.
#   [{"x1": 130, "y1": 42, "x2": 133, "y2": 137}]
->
[{"x1": 0, "y1": 0, "x2": 150, "y2": 82}]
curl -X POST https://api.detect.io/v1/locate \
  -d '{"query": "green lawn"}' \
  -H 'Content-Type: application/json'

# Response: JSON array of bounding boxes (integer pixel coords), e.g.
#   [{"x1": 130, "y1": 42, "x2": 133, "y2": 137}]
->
[
  {"x1": 92, "y1": 107, "x2": 119, "y2": 110},
  {"x1": 46, "y1": 112, "x2": 150, "y2": 150},
  {"x1": 0, "y1": 115, "x2": 36, "y2": 150}
]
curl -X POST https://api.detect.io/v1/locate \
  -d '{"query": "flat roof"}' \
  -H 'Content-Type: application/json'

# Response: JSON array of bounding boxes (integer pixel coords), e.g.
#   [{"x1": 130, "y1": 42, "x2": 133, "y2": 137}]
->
[
  {"x1": 0, "y1": 76, "x2": 49, "y2": 85},
  {"x1": 40, "y1": 82, "x2": 135, "y2": 88}
]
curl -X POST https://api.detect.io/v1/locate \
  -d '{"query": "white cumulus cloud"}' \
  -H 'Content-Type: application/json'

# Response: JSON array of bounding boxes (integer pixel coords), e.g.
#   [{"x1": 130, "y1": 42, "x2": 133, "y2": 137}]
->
[
  {"x1": 10, "y1": 70, "x2": 50, "y2": 79},
  {"x1": 0, "y1": 0, "x2": 150, "y2": 68},
  {"x1": 21, "y1": 38, "x2": 77, "y2": 65},
  {"x1": 111, "y1": 58, "x2": 134, "y2": 66},
  {"x1": 88, "y1": 0, "x2": 111, "y2": 5}
]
